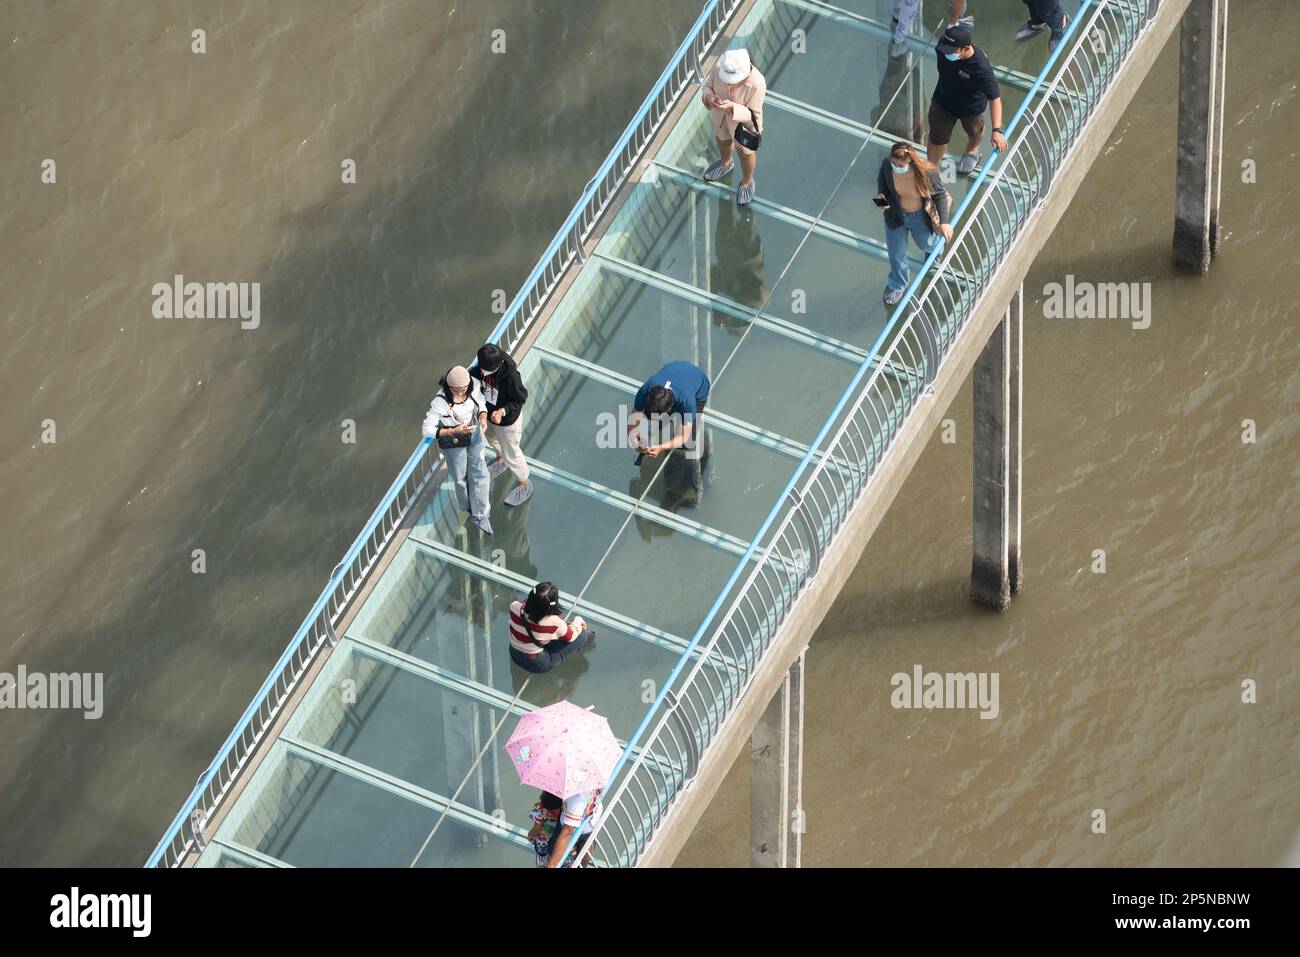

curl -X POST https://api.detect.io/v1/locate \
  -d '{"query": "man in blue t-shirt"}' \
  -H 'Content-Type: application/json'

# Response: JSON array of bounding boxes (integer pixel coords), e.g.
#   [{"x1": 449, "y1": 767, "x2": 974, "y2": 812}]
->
[
  {"x1": 627, "y1": 360, "x2": 711, "y2": 458},
  {"x1": 926, "y1": 23, "x2": 1007, "y2": 174}
]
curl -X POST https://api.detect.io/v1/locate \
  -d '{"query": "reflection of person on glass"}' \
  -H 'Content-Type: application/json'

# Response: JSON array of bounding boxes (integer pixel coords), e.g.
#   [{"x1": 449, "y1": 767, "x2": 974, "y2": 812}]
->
[
  {"x1": 508, "y1": 581, "x2": 594, "y2": 674},
  {"x1": 711, "y1": 202, "x2": 768, "y2": 314},
  {"x1": 628, "y1": 442, "x2": 704, "y2": 526},
  {"x1": 626, "y1": 360, "x2": 710, "y2": 460},
  {"x1": 493, "y1": 491, "x2": 537, "y2": 582}
]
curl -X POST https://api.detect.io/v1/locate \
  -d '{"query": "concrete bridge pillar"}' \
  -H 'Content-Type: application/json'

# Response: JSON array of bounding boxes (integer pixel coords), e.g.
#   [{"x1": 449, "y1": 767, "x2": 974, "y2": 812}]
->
[
  {"x1": 750, "y1": 649, "x2": 804, "y2": 867},
  {"x1": 1173, "y1": 0, "x2": 1228, "y2": 271},
  {"x1": 971, "y1": 285, "x2": 1022, "y2": 610}
]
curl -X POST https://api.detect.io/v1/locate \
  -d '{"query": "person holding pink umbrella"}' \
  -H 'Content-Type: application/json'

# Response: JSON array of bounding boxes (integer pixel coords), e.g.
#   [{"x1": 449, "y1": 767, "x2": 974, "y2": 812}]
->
[
  {"x1": 507, "y1": 700, "x2": 621, "y2": 868},
  {"x1": 527, "y1": 788, "x2": 602, "y2": 868}
]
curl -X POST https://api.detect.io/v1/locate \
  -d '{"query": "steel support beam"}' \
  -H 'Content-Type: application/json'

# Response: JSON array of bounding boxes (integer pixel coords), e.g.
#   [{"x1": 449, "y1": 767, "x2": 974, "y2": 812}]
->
[
  {"x1": 1173, "y1": 0, "x2": 1227, "y2": 270},
  {"x1": 750, "y1": 649, "x2": 805, "y2": 867},
  {"x1": 971, "y1": 285, "x2": 1021, "y2": 611}
]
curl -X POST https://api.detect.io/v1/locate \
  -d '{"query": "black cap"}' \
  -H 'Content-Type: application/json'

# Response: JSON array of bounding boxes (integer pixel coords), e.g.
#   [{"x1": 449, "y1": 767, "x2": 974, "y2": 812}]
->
[{"x1": 937, "y1": 24, "x2": 973, "y2": 54}]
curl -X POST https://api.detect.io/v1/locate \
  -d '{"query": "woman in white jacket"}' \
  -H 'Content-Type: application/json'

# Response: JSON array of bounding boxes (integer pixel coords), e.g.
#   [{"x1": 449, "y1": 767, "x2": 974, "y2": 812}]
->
[{"x1": 422, "y1": 365, "x2": 492, "y2": 535}]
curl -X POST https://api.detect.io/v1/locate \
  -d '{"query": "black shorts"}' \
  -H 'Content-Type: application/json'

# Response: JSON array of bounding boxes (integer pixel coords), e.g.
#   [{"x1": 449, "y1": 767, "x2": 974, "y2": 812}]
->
[{"x1": 928, "y1": 98, "x2": 985, "y2": 147}]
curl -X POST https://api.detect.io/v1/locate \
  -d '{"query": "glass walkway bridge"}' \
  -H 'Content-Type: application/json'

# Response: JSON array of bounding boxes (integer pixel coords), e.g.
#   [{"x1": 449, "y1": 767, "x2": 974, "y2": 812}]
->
[{"x1": 149, "y1": 0, "x2": 1190, "y2": 867}]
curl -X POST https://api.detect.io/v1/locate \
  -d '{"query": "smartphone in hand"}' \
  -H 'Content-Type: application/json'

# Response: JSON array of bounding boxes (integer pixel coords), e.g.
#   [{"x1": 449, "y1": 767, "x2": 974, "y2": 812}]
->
[{"x1": 873, "y1": 196, "x2": 889, "y2": 208}]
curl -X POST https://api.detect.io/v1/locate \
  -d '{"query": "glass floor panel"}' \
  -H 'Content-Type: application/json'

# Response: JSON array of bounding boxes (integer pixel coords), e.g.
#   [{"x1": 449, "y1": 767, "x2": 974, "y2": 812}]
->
[
  {"x1": 747, "y1": 0, "x2": 905, "y2": 129},
  {"x1": 343, "y1": 541, "x2": 692, "y2": 728},
  {"x1": 760, "y1": 231, "x2": 897, "y2": 350},
  {"x1": 515, "y1": 356, "x2": 806, "y2": 543},
  {"x1": 655, "y1": 102, "x2": 890, "y2": 235},
  {"x1": 209, "y1": 738, "x2": 527, "y2": 868},
  {"x1": 194, "y1": 846, "x2": 262, "y2": 868},
  {"x1": 656, "y1": 97, "x2": 1026, "y2": 251},
  {"x1": 766, "y1": 0, "x2": 1092, "y2": 98},
  {"x1": 597, "y1": 174, "x2": 818, "y2": 302},
  {"x1": 284, "y1": 644, "x2": 543, "y2": 826},
  {"x1": 409, "y1": 438, "x2": 757, "y2": 639},
  {"x1": 534, "y1": 260, "x2": 863, "y2": 441},
  {"x1": 595, "y1": 177, "x2": 895, "y2": 351}
]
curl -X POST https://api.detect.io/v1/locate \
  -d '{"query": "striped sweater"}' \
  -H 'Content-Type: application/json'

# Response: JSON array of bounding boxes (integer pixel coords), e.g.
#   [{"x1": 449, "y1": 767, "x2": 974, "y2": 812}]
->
[{"x1": 508, "y1": 599, "x2": 575, "y2": 654}]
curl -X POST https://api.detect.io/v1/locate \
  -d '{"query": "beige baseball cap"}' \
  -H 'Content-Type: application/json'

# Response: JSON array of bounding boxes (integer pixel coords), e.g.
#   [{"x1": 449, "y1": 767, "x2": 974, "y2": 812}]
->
[{"x1": 446, "y1": 365, "x2": 471, "y2": 389}]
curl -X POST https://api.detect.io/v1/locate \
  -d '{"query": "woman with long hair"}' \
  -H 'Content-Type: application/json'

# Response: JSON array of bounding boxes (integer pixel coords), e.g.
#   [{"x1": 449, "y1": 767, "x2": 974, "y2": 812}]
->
[
  {"x1": 874, "y1": 141, "x2": 954, "y2": 306},
  {"x1": 507, "y1": 581, "x2": 594, "y2": 674}
]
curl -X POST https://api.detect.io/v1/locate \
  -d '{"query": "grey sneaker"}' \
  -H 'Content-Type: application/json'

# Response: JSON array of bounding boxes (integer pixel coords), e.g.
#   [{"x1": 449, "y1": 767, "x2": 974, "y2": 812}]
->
[
  {"x1": 1015, "y1": 20, "x2": 1048, "y2": 43},
  {"x1": 736, "y1": 179, "x2": 756, "y2": 207},
  {"x1": 503, "y1": 481, "x2": 533, "y2": 507},
  {"x1": 957, "y1": 150, "x2": 981, "y2": 174},
  {"x1": 703, "y1": 159, "x2": 734, "y2": 182},
  {"x1": 884, "y1": 287, "x2": 905, "y2": 306},
  {"x1": 487, "y1": 459, "x2": 509, "y2": 478},
  {"x1": 1048, "y1": 14, "x2": 1070, "y2": 53}
]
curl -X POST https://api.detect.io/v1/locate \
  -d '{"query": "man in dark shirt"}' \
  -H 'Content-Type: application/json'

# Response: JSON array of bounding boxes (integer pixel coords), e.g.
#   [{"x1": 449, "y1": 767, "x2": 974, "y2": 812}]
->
[{"x1": 926, "y1": 23, "x2": 1008, "y2": 174}]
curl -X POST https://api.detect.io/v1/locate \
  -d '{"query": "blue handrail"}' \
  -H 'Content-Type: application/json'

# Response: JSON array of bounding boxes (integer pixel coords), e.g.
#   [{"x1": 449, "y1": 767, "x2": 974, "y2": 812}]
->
[
  {"x1": 576, "y1": 1, "x2": 1099, "y2": 863},
  {"x1": 146, "y1": 0, "x2": 729, "y2": 868}
]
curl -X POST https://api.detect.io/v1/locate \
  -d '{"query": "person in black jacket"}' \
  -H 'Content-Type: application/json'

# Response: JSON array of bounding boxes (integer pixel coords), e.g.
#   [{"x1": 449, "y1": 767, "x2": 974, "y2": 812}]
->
[
  {"x1": 875, "y1": 141, "x2": 953, "y2": 306},
  {"x1": 472, "y1": 343, "x2": 532, "y2": 506}
]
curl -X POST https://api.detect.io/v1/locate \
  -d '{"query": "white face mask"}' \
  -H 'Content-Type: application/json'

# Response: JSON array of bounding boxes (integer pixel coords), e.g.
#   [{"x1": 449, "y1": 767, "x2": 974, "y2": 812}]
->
[{"x1": 891, "y1": 162, "x2": 910, "y2": 175}]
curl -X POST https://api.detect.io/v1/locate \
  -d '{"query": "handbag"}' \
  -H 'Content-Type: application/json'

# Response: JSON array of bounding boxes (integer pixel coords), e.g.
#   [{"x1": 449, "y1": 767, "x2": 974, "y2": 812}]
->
[
  {"x1": 924, "y1": 197, "x2": 942, "y2": 233},
  {"x1": 436, "y1": 427, "x2": 472, "y2": 450},
  {"x1": 436, "y1": 395, "x2": 477, "y2": 449},
  {"x1": 734, "y1": 120, "x2": 762, "y2": 151}
]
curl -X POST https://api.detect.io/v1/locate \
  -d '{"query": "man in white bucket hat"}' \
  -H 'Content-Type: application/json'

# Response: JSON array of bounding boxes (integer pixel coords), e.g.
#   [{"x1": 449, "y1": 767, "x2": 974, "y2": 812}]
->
[{"x1": 701, "y1": 48, "x2": 766, "y2": 207}]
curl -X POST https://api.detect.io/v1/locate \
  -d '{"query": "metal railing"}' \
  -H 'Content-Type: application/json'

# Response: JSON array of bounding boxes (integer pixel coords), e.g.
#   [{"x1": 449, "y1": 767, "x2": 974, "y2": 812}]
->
[
  {"x1": 577, "y1": 0, "x2": 1159, "y2": 867},
  {"x1": 146, "y1": 0, "x2": 744, "y2": 868}
]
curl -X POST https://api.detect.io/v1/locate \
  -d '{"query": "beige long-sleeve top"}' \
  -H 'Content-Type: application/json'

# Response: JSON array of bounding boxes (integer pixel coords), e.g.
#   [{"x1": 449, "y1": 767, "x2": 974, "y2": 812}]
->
[{"x1": 701, "y1": 63, "x2": 766, "y2": 143}]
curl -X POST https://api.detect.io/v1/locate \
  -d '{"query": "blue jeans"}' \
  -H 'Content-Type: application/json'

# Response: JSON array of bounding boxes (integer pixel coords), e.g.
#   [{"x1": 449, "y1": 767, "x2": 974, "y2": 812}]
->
[
  {"x1": 442, "y1": 427, "x2": 491, "y2": 525},
  {"x1": 886, "y1": 210, "x2": 942, "y2": 293},
  {"x1": 1025, "y1": 0, "x2": 1067, "y2": 39}
]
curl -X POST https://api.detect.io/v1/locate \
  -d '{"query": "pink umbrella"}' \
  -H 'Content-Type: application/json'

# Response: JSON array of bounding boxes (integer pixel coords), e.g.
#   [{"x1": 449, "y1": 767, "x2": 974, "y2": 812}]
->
[{"x1": 505, "y1": 700, "x2": 621, "y2": 798}]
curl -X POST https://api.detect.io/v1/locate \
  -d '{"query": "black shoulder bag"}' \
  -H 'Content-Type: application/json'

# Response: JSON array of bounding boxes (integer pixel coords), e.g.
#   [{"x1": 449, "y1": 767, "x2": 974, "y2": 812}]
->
[
  {"x1": 437, "y1": 427, "x2": 472, "y2": 450},
  {"x1": 734, "y1": 119, "x2": 762, "y2": 151},
  {"x1": 435, "y1": 397, "x2": 476, "y2": 449}
]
